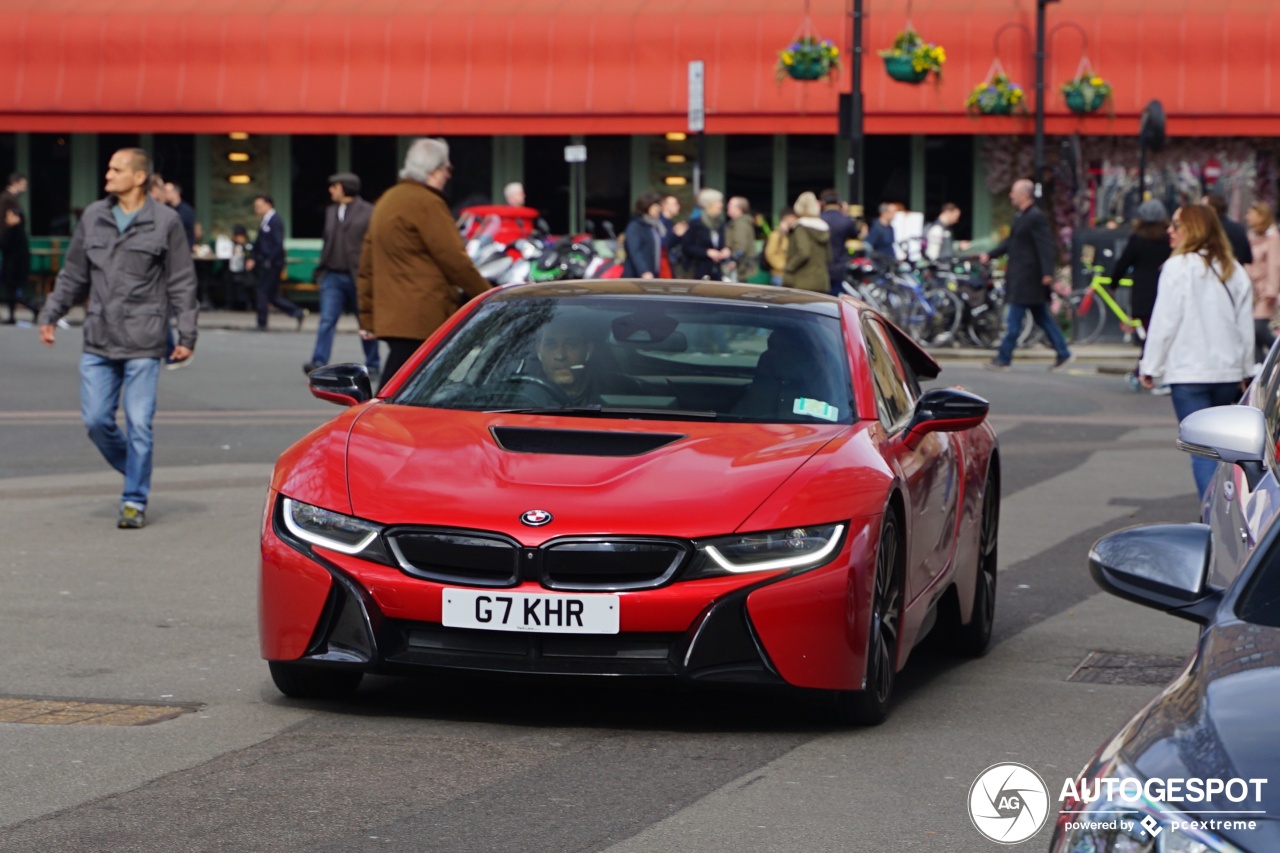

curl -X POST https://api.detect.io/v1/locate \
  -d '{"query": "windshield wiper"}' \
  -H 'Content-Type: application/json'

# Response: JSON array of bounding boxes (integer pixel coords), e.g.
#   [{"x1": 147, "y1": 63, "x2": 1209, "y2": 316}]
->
[{"x1": 485, "y1": 405, "x2": 719, "y2": 420}]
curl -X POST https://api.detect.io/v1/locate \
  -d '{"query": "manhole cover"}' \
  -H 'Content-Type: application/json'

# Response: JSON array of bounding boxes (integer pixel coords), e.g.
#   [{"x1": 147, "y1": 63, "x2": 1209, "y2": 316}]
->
[
  {"x1": 0, "y1": 696, "x2": 199, "y2": 726},
  {"x1": 1067, "y1": 652, "x2": 1187, "y2": 686}
]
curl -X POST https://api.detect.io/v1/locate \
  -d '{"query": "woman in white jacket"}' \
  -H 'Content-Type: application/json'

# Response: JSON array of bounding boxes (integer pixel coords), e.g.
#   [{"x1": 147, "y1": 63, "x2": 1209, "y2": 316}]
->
[{"x1": 1140, "y1": 204, "x2": 1254, "y2": 498}]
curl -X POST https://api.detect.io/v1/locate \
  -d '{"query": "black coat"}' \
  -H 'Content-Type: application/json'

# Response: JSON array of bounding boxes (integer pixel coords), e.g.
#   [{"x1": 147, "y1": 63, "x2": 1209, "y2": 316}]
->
[
  {"x1": 622, "y1": 216, "x2": 661, "y2": 278},
  {"x1": 1110, "y1": 233, "x2": 1171, "y2": 322},
  {"x1": 683, "y1": 217, "x2": 725, "y2": 280},
  {"x1": 990, "y1": 205, "x2": 1056, "y2": 305},
  {"x1": 252, "y1": 210, "x2": 286, "y2": 270},
  {"x1": 820, "y1": 207, "x2": 861, "y2": 285},
  {"x1": 317, "y1": 197, "x2": 374, "y2": 279},
  {"x1": 1221, "y1": 216, "x2": 1254, "y2": 266}
]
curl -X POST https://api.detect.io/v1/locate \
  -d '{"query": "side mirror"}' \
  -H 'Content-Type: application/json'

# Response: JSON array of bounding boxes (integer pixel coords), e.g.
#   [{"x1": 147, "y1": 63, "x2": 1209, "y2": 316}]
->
[
  {"x1": 536, "y1": 217, "x2": 551, "y2": 234},
  {"x1": 1089, "y1": 523, "x2": 1220, "y2": 624},
  {"x1": 602, "y1": 221, "x2": 617, "y2": 240},
  {"x1": 1178, "y1": 405, "x2": 1265, "y2": 490},
  {"x1": 905, "y1": 388, "x2": 989, "y2": 448},
  {"x1": 309, "y1": 364, "x2": 373, "y2": 407}
]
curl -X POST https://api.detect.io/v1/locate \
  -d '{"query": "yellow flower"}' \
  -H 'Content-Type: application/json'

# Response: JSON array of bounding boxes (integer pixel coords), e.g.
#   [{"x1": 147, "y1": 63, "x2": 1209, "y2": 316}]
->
[
  {"x1": 830, "y1": 46, "x2": 840, "y2": 57},
  {"x1": 1090, "y1": 76, "x2": 1104, "y2": 86}
]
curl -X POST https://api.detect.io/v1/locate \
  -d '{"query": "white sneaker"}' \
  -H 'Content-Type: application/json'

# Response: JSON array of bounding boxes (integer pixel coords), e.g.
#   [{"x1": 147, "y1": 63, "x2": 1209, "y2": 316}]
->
[{"x1": 1150, "y1": 385, "x2": 1171, "y2": 396}]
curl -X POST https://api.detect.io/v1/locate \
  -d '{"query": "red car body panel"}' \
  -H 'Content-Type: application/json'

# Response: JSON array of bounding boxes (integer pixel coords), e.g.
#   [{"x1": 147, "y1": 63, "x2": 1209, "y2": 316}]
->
[
  {"x1": 259, "y1": 489, "x2": 336, "y2": 660},
  {"x1": 345, "y1": 407, "x2": 850, "y2": 539},
  {"x1": 260, "y1": 282, "x2": 998, "y2": 701}
]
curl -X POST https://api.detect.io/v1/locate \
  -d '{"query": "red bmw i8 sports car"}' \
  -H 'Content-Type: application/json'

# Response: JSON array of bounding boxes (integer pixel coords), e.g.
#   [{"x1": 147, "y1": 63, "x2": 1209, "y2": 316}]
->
[{"x1": 262, "y1": 280, "x2": 999, "y2": 724}]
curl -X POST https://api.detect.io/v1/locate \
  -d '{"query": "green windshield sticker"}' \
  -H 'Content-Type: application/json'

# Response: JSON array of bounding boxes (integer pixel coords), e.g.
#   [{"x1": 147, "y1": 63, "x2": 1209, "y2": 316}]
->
[{"x1": 793, "y1": 398, "x2": 838, "y2": 422}]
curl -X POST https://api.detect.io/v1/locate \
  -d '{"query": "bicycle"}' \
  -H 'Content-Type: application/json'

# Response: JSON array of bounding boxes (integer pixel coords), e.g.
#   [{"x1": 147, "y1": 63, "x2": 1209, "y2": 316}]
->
[{"x1": 1021, "y1": 265, "x2": 1139, "y2": 347}]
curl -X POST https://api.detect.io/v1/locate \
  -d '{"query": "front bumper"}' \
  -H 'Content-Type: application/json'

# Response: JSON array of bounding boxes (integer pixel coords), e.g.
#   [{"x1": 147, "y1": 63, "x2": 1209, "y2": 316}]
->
[{"x1": 260, "y1": 491, "x2": 879, "y2": 691}]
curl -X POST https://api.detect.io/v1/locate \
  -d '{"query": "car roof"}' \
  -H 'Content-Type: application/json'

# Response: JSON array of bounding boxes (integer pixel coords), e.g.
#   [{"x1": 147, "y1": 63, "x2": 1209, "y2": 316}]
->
[{"x1": 489, "y1": 279, "x2": 843, "y2": 317}]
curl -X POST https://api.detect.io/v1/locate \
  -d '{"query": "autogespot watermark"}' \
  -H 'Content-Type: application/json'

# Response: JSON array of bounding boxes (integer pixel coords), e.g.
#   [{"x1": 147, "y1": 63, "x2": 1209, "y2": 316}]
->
[
  {"x1": 969, "y1": 763, "x2": 1051, "y2": 844},
  {"x1": 967, "y1": 764, "x2": 1270, "y2": 845}
]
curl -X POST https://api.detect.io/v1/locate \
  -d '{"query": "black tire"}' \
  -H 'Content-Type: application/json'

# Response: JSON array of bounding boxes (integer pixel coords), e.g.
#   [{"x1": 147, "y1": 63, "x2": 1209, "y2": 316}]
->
[
  {"x1": 954, "y1": 468, "x2": 999, "y2": 657},
  {"x1": 268, "y1": 661, "x2": 363, "y2": 700},
  {"x1": 833, "y1": 508, "x2": 904, "y2": 726}
]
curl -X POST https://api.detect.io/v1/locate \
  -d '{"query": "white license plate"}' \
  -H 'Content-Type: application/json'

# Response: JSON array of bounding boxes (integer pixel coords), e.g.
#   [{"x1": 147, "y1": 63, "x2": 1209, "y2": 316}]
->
[{"x1": 441, "y1": 589, "x2": 620, "y2": 634}]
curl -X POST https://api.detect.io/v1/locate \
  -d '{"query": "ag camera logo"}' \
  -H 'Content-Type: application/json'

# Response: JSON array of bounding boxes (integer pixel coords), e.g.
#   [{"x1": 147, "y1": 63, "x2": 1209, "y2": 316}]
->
[{"x1": 969, "y1": 762, "x2": 1051, "y2": 844}]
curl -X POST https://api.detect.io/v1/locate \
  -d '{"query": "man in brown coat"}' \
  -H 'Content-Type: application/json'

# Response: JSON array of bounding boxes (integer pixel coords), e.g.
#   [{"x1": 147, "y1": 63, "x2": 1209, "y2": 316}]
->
[{"x1": 357, "y1": 137, "x2": 491, "y2": 389}]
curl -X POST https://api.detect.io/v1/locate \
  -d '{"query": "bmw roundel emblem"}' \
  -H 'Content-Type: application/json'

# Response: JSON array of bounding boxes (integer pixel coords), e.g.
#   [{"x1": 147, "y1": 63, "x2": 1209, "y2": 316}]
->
[{"x1": 521, "y1": 509, "x2": 553, "y2": 527}]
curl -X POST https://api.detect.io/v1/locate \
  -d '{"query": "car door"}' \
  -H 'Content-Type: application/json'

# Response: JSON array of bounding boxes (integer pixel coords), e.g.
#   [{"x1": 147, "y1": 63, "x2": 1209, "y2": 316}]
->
[
  {"x1": 861, "y1": 316, "x2": 958, "y2": 603},
  {"x1": 1208, "y1": 345, "x2": 1280, "y2": 588}
]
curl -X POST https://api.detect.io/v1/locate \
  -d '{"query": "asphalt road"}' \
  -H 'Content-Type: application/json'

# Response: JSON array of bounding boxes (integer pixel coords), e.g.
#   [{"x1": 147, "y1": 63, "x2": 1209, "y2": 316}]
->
[{"x1": 0, "y1": 321, "x2": 1202, "y2": 851}]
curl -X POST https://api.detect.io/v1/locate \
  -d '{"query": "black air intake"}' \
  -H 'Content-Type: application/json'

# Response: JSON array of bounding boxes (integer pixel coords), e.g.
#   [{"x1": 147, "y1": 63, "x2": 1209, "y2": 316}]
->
[{"x1": 490, "y1": 426, "x2": 684, "y2": 457}]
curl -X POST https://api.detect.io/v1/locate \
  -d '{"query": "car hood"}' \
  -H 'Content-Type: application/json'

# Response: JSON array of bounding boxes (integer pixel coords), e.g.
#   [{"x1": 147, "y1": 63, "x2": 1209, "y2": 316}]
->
[
  {"x1": 344, "y1": 405, "x2": 854, "y2": 542},
  {"x1": 1127, "y1": 622, "x2": 1280, "y2": 846}
]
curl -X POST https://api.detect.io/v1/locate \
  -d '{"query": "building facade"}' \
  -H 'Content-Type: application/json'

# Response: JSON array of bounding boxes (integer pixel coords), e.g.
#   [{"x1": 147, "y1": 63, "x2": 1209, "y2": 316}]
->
[{"x1": 2, "y1": 0, "x2": 1277, "y2": 246}]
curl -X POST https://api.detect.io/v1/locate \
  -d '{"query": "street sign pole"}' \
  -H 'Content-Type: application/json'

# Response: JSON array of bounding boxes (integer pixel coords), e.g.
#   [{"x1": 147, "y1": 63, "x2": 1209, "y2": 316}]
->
[
  {"x1": 564, "y1": 144, "x2": 587, "y2": 234},
  {"x1": 688, "y1": 60, "x2": 705, "y2": 194},
  {"x1": 847, "y1": 0, "x2": 864, "y2": 209}
]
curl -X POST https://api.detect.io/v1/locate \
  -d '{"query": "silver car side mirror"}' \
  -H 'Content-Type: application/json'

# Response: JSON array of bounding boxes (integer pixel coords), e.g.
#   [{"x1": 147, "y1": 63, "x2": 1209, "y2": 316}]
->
[{"x1": 1177, "y1": 405, "x2": 1265, "y2": 490}]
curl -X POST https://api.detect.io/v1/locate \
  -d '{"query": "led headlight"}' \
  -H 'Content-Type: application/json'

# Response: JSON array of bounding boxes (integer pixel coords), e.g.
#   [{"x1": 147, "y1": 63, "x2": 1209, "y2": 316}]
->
[
  {"x1": 1052, "y1": 756, "x2": 1249, "y2": 853},
  {"x1": 280, "y1": 497, "x2": 387, "y2": 559},
  {"x1": 689, "y1": 524, "x2": 845, "y2": 577}
]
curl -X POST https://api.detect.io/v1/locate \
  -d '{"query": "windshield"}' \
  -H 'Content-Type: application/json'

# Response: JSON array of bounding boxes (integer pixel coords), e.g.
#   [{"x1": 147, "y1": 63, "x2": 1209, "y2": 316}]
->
[{"x1": 393, "y1": 296, "x2": 855, "y2": 424}]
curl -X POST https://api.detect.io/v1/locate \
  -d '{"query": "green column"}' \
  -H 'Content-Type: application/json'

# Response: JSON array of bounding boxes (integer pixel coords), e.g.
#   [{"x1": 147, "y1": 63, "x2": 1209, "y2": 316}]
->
[
  {"x1": 629, "y1": 135, "x2": 650, "y2": 203},
  {"x1": 397, "y1": 136, "x2": 412, "y2": 175},
  {"x1": 834, "y1": 136, "x2": 850, "y2": 204},
  {"x1": 972, "y1": 135, "x2": 993, "y2": 242},
  {"x1": 336, "y1": 135, "x2": 352, "y2": 173},
  {"x1": 491, "y1": 136, "x2": 524, "y2": 203},
  {"x1": 14, "y1": 133, "x2": 30, "y2": 222},
  {"x1": 194, "y1": 135, "x2": 212, "y2": 238},
  {"x1": 69, "y1": 134, "x2": 98, "y2": 217},
  {"x1": 705, "y1": 135, "x2": 726, "y2": 194},
  {"x1": 270, "y1": 135, "x2": 291, "y2": 237},
  {"x1": 910, "y1": 135, "x2": 926, "y2": 214},
  {"x1": 772, "y1": 134, "x2": 788, "y2": 222}
]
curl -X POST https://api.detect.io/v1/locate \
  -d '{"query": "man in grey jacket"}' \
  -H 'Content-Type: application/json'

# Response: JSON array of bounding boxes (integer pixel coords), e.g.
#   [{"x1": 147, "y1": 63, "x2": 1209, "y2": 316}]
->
[
  {"x1": 38, "y1": 147, "x2": 198, "y2": 529},
  {"x1": 304, "y1": 172, "x2": 378, "y2": 377}
]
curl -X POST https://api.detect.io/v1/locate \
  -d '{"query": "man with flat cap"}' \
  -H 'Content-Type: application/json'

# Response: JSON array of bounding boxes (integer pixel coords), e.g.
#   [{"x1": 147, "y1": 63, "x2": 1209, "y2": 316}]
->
[{"x1": 304, "y1": 171, "x2": 379, "y2": 378}]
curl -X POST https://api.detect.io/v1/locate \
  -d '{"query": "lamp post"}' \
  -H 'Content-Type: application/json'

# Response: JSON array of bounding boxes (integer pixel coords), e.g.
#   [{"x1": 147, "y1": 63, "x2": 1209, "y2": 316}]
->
[
  {"x1": 1033, "y1": 0, "x2": 1061, "y2": 201},
  {"x1": 846, "y1": 0, "x2": 864, "y2": 208}
]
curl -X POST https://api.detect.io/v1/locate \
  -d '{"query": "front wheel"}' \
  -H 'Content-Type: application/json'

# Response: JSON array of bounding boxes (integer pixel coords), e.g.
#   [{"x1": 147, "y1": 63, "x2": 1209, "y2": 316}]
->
[
  {"x1": 952, "y1": 467, "x2": 999, "y2": 657},
  {"x1": 832, "y1": 508, "x2": 903, "y2": 726},
  {"x1": 268, "y1": 661, "x2": 363, "y2": 700}
]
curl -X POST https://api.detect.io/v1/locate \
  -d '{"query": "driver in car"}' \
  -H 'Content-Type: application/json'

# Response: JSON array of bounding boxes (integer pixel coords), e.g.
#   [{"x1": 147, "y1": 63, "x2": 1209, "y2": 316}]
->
[
  {"x1": 535, "y1": 321, "x2": 595, "y2": 404},
  {"x1": 520, "y1": 314, "x2": 645, "y2": 407}
]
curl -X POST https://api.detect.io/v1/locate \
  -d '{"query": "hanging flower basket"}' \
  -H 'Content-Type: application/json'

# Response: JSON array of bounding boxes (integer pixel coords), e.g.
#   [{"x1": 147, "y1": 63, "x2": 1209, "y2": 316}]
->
[
  {"x1": 965, "y1": 66, "x2": 1026, "y2": 116},
  {"x1": 878, "y1": 27, "x2": 945, "y2": 85},
  {"x1": 1061, "y1": 66, "x2": 1112, "y2": 114},
  {"x1": 777, "y1": 36, "x2": 840, "y2": 83}
]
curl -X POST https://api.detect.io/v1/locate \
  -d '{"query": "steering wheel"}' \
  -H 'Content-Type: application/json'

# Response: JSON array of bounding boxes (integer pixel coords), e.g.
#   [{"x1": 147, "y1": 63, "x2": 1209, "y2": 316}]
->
[{"x1": 508, "y1": 373, "x2": 572, "y2": 405}]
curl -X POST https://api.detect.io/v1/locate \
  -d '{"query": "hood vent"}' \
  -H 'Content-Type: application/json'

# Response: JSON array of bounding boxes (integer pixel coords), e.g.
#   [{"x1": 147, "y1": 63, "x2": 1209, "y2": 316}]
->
[{"x1": 490, "y1": 426, "x2": 685, "y2": 457}]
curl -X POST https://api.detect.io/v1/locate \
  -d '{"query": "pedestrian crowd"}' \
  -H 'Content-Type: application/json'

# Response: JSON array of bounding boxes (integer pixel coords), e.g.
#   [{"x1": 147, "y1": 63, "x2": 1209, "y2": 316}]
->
[{"x1": 13, "y1": 133, "x2": 1277, "y2": 521}]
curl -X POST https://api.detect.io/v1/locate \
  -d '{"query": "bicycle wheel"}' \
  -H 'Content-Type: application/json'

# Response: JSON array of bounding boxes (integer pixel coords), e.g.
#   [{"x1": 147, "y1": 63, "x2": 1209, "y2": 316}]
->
[
  {"x1": 920, "y1": 288, "x2": 963, "y2": 346},
  {"x1": 1071, "y1": 288, "x2": 1108, "y2": 345}
]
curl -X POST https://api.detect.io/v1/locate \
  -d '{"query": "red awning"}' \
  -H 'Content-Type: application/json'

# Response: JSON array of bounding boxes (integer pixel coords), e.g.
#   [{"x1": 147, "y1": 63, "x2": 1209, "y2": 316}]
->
[{"x1": 1, "y1": 0, "x2": 1276, "y2": 135}]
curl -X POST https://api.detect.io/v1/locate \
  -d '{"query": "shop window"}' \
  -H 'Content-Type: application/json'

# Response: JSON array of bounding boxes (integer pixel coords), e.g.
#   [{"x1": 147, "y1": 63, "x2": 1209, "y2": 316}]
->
[
  {"x1": 864, "y1": 135, "x2": 912, "y2": 212},
  {"x1": 350, "y1": 136, "x2": 398, "y2": 204},
  {"x1": 923, "y1": 137, "x2": 974, "y2": 239},
  {"x1": 524, "y1": 135, "x2": 571, "y2": 234},
  {"x1": 786, "y1": 135, "x2": 834, "y2": 207},
  {"x1": 725, "y1": 135, "x2": 773, "y2": 222},
  {"x1": 28, "y1": 134, "x2": 72, "y2": 235},
  {"x1": 152, "y1": 135, "x2": 196, "y2": 212},
  {"x1": 291, "y1": 135, "x2": 338, "y2": 239},
  {"x1": 584, "y1": 135, "x2": 629, "y2": 238},
  {"x1": 446, "y1": 136, "x2": 493, "y2": 216}
]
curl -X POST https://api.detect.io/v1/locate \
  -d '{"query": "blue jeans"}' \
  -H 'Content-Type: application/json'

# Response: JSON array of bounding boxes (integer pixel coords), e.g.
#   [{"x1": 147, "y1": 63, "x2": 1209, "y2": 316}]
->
[
  {"x1": 1170, "y1": 382, "x2": 1243, "y2": 499},
  {"x1": 995, "y1": 302, "x2": 1071, "y2": 364},
  {"x1": 309, "y1": 272, "x2": 380, "y2": 369},
  {"x1": 80, "y1": 353, "x2": 160, "y2": 507}
]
